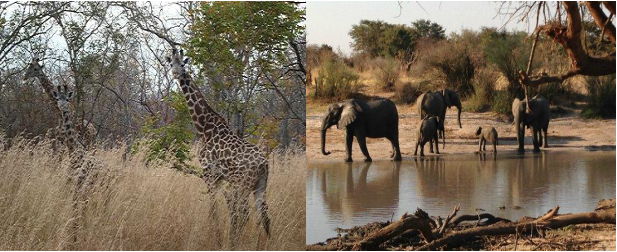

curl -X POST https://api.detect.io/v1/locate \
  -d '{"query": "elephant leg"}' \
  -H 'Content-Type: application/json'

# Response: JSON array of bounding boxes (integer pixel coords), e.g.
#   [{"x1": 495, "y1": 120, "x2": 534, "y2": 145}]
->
[
  {"x1": 429, "y1": 139, "x2": 434, "y2": 153},
  {"x1": 388, "y1": 137, "x2": 402, "y2": 161},
  {"x1": 516, "y1": 124, "x2": 525, "y2": 153},
  {"x1": 345, "y1": 131, "x2": 353, "y2": 162},
  {"x1": 420, "y1": 142, "x2": 425, "y2": 157},
  {"x1": 355, "y1": 132, "x2": 372, "y2": 162},
  {"x1": 542, "y1": 126, "x2": 549, "y2": 148},
  {"x1": 532, "y1": 128, "x2": 541, "y2": 152},
  {"x1": 434, "y1": 136, "x2": 440, "y2": 154},
  {"x1": 478, "y1": 138, "x2": 483, "y2": 152}
]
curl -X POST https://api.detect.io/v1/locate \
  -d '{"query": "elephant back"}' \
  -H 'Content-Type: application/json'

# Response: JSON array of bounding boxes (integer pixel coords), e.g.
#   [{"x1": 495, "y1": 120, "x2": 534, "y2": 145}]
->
[{"x1": 418, "y1": 91, "x2": 445, "y2": 118}]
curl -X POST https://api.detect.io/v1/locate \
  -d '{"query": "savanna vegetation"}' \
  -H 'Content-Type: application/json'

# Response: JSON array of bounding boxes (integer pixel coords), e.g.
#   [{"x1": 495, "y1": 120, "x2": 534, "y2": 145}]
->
[
  {"x1": 0, "y1": 1, "x2": 305, "y2": 250},
  {"x1": 307, "y1": 2, "x2": 615, "y2": 120}
]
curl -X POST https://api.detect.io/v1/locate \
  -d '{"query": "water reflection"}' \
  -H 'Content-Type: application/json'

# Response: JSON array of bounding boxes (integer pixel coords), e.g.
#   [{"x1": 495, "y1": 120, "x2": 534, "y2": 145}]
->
[{"x1": 306, "y1": 151, "x2": 616, "y2": 244}]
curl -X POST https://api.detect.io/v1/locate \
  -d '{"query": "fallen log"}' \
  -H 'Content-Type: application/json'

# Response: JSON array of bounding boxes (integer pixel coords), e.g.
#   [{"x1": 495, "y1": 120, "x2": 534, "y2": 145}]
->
[
  {"x1": 415, "y1": 207, "x2": 615, "y2": 251},
  {"x1": 351, "y1": 210, "x2": 434, "y2": 251}
]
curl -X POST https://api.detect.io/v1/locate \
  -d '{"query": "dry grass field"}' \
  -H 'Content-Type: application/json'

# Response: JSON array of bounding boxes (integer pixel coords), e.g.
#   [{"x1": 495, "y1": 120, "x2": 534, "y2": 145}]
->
[{"x1": 0, "y1": 136, "x2": 305, "y2": 250}]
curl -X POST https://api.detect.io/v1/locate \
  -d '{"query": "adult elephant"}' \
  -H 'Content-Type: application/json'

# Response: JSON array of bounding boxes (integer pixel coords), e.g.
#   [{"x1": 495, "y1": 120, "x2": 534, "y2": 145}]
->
[
  {"x1": 321, "y1": 98, "x2": 401, "y2": 162},
  {"x1": 512, "y1": 94, "x2": 550, "y2": 153},
  {"x1": 416, "y1": 89, "x2": 462, "y2": 147}
]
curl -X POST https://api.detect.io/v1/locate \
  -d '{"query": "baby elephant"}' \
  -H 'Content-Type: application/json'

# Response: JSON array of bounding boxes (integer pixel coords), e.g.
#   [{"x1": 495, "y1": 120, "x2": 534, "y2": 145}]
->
[
  {"x1": 414, "y1": 116, "x2": 440, "y2": 156},
  {"x1": 475, "y1": 126, "x2": 498, "y2": 152}
]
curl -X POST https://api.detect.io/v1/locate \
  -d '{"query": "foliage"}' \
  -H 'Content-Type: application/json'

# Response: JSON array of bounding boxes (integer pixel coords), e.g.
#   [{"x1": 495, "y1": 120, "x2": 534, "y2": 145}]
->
[
  {"x1": 582, "y1": 75, "x2": 616, "y2": 119},
  {"x1": 410, "y1": 19, "x2": 446, "y2": 40},
  {"x1": 188, "y1": 1, "x2": 305, "y2": 137},
  {"x1": 417, "y1": 40, "x2": 475, "y2": 97},
  {"x1": 349, "y1": 19, "x2": 444, "y2": 61},
  {"x1": 135, "y1": 92, "x2": 194, "y2": 166},
  {"x1": 491, "y1": 90, "x2": 512, "y2": 115},
  {"x1": 482, "y1": 28, "x2": 529, "y2": 99},
  {"x1": 373, "y1": 57, "x2": 400, "y2": 91},
  {"x1": 314, "y1": 60, "x2": 360, "y2": 100},
  {"x1": 189, "y1": 2, "x2": 303, "y2": 75},
  {"x1": 465, "y1": 68, "x2": 497, "y2": 112}
]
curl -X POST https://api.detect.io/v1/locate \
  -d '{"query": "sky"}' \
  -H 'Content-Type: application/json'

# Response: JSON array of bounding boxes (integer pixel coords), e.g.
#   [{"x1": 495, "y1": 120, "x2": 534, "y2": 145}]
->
[{"x1": 307, "y1": 1, "x2": 540, "y2": 55}]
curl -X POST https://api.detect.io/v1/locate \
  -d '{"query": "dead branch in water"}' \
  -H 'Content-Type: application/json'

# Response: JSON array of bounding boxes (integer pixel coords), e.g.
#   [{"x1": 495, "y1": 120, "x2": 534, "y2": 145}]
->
[{"x1": 307, "y1": 199, "x2": 616, "y2": 251}]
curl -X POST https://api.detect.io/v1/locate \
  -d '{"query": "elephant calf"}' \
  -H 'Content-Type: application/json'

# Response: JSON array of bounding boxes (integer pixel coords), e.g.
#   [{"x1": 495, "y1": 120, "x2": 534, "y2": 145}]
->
[
  {"x1": 414, "y1": 116, "x2": 440, "y2": 157},
  {"x1": 475, "y1": 126, "x2": 498, "y2": 153}
]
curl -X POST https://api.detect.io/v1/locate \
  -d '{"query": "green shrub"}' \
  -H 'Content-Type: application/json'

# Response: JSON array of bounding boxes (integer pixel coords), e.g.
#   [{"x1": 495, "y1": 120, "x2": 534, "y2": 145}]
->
[
  {"x1": 483, "y1": 30, "x2": 529, "y2": 99},
  {"x1": 582, "y1": 75, "x2": 616, "y2": 119},
  {"x1": 373, "y1": 57, "x2": 400, "y2": 91},
  {"x1": 133, "y1": 92, "x2": 194, "y2": 169},
  {"x1": 314, "y1": 60, "x2": 360, "y2": 100},
  {"x1": 491, "y1": 90, "x2": 512, "y2": 115},
  {"x1": 465, "y1": 68, "x2": 497, "y2": 112}
]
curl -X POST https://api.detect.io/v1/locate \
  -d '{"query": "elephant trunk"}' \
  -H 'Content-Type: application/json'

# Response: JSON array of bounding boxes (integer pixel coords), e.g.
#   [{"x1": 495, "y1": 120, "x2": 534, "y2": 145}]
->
[
  {"x1": 457, "y1": 105, "x2": 462, "y2": 128},
  {"x1": 321, "y1": 130, "x2": 331, "y2": 155}
]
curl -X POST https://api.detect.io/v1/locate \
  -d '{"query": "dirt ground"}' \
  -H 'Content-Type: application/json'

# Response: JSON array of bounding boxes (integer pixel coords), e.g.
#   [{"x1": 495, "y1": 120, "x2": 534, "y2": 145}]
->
[{"x1": 307, "y1": 100, "x2": 616, "y2": 161}]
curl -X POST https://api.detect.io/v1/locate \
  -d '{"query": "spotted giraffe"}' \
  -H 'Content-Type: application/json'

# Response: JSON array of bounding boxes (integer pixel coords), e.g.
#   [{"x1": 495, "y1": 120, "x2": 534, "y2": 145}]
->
[
  {"x1": 50, "y1": 84, "x2": 101, "y2": 247},
  {"x1": 165, "y1": 49, "x2": 271, "y2": 240},
  {"x1": 23, "y1": 58, "x2": 97, "y2": 148}
]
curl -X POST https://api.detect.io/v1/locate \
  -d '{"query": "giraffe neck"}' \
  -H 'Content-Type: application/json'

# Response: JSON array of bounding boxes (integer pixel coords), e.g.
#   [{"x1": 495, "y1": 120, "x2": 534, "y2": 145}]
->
[
  {"x1": 59, "y1": 108, "x2": 80, "y2": 152},
  {"x1": 35, "y1": 74, "x2": 61, "y2": 113},
  {"x1": 176, "y1": 72, "x2": 231, "y2": 142}
]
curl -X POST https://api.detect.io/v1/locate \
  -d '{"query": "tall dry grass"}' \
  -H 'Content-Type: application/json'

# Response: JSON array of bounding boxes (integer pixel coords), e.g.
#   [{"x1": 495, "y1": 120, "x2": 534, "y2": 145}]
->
[{"x1": 0, "y1": 136, "x2": 305, "y2": 250}]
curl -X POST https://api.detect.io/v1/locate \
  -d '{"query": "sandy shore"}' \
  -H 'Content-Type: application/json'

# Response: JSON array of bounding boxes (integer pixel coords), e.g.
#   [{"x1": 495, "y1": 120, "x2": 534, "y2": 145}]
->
[{"x1": 307, "y1": 104, "x2": 616, "y2": 161}]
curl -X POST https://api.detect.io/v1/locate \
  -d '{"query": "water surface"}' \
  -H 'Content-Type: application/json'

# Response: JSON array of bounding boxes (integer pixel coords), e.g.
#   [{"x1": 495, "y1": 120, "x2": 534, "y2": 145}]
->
[{"x1": 306, "y1": 151, "x2": 616, "y2": 244}]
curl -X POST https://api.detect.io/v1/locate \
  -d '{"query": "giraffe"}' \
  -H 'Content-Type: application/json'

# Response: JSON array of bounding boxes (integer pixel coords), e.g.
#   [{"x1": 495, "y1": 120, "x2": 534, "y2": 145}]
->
[
  {"x1": 50, "y1": 84, "x2": 101, "y2": 247},
  {"x1": 165, "y1": 49, "x2": 271, "y2": 241},
  {"x1": 24, "y1": 58, "x2": 98, "y2": 148}
]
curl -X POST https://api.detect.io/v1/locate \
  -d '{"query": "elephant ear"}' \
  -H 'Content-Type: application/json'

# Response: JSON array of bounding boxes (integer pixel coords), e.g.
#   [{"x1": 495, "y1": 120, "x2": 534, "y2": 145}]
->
[
  {"x1": 338, "y1": 103, "x2": 359, "y2": 129},
  {"x1": 442, "y1": 89, "x2": 453, "y2": 108}
]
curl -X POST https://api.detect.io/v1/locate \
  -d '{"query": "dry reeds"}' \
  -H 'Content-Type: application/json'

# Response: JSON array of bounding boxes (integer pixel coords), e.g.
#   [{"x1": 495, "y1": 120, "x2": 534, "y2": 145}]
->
[{"x1": 0, "y1": 136, "x2": 305, "y2": 250}]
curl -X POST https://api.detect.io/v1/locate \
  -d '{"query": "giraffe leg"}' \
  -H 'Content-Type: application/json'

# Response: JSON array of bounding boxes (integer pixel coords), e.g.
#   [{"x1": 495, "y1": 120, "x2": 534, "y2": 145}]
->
[
  {"x1": 202, "y1": 171, "x2": 223, "y2": 247},
  {"x1": 254, "y1": 174, "x2": 271, "y2": 237}
]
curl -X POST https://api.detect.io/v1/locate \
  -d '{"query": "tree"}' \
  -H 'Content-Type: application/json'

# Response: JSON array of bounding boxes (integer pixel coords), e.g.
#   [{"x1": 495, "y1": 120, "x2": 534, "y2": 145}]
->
[
  {"x1": 503, "y1": 1, "x2": 616, "y2": 87},
  {"x1": 188, "y1": 1, "x2": 305, "y2": 139},
  {"x1": 411, "y1": 19, "x2": 446, "y2": 40}
]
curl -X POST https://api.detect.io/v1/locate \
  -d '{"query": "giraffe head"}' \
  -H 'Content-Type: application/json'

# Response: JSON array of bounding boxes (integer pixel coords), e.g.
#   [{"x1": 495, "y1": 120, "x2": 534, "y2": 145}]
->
[
  {"x1": 165, "y1": 48, "x2": 190, "y2": 79},
  {"x1": 23, "y1": 58, "x2": 44, "y2": 80},
  {"x1": 52, "y1": 85, "x2": 74, "y2": 112}
]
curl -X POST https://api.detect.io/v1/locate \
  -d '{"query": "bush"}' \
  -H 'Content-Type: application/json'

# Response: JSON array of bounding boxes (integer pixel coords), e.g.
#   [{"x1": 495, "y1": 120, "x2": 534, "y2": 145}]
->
[
  {"x1": 394, "y1": 82, "x2": 422, "y2": 104},
  {"x1": 531, "y1": 80, "x2": 574, "y2": 104},
  {"x1": 483, "y1": 30, "x2": 529, "y2": 99},
  {"x1": 373, "y1": 57, "x2": 400, "y2": 91},
  {"x1": 582, "y1": 75, "x2": 616, "y2": 119},
  {"x1": 465, "y1": 68, "x2": 497, "y2": 112},
  {"x1": 417, "y1": 40, "x2": 475, "y2": 97},
  {"x1": 314, "y1": 60, "x2": 360, "y2": 100},
  {"x1": 133, "y1": 92, "x2": 194, "y2": 169},
  {"x1": 491, "y1": 90, "x2": 512, "y2": 115}
]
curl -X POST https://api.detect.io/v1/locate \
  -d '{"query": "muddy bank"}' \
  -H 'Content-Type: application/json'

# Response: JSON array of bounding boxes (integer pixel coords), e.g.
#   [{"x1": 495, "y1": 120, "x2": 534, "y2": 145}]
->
[
  {"x1": 307, "y1": 104, "x2": 616, "y2": 161},
  {"x1": 307, "y1": 199, "x2": 616, "y2": 251}
]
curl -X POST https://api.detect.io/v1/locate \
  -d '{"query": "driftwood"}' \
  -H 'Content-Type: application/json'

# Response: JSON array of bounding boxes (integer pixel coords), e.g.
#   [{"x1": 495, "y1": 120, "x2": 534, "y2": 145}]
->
[
  {"x1": 308, "y1": 199, "x2": 616, "y2": 251},
  {"x1": 416, "y1": 206, "x2": 615, "y2": 251},
  {"x1": 351, "y1": 209, "x2": 434, "y2": 251}
]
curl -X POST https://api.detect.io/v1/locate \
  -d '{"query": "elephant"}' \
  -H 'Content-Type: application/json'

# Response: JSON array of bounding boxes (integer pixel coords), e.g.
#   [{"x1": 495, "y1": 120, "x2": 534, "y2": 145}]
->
[
  {"x1": 512, "y1": 94, "x2": 550, "y2": 153},
  {"x1": 475, "y1": 126, "x2": 498, "y2": 153},
  {"x1": 416, "y1": 89, "x2": 462, "y2": 147},
  {"x1": 321, "y1": 98, "x2": 401, "y2": 162},
  {"x1": 414, "y1": 116, "x2": 440, "y2": 156}
]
